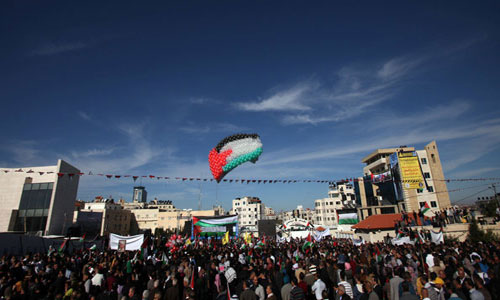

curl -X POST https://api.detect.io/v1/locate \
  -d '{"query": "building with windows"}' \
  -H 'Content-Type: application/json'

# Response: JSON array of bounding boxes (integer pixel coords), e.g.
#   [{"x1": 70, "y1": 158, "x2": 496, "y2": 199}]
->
[
  {"x1": 230, "y1": 196, "x2": 267, "y2": 231},
  {"x1": 314, "y1": 182, "x2": 357, "y2": 228},
  {"x1": 133, "y1": 186, "x2": 147, "y2": 203},
  {"x1": 356, "y1": 141, "x2": 450, "y2": 219},
  {"x1": 73, "y1": 197, "x2": 132, "y2": 236},
  {"x1": 280, "y1": 205, "x2": 314, "y2": 223},
  {"x1": 0, "y1": 160, "x2": 79, "y2": 235}
]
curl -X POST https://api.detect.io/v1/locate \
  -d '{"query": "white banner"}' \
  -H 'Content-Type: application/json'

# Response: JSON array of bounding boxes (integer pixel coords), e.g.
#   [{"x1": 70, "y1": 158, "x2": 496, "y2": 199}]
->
[
  {"x1": 313, "y1": 228, "x2": 331, "y2": 241},
  {"x1": 200, "y1": 226, "x2": 226, "y2": 233},
  {"x1": 391, "y1": 236, "x2": 415, "y2": 246},
  {"x1": 430, "y1": 230, "x2": 444, "y2": 244},
  {"x1": 109, "y1": 234, "x2": 144, "y2": 251},
  {"x1": 353, "y1": 238, "x2": 365, "y2": 246}
]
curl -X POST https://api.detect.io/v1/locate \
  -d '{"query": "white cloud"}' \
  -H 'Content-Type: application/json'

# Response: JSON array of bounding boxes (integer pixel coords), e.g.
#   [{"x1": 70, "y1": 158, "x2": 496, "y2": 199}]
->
[
  {"x1": 65, "y1": 122, "x2": 162, "y2": 173},
  {"x1": 449, "y1": 167, "x2": 500, "y2": 178},
  {"x1": 236, "y1": 83, "x2": 314, "y2": 112},
  {"x1": 31, "y1": 41, "x2": 87, "y2": 56},
  {"x1": 236, "y1": 39, "x2": 481, "y2": 125},
  {"x1": 179, "y1": 122, "x2": 246, "y2": 134},
  {"x1": 259, "y1": 118, "x2": 500, "y2": 167},
  {"x1": 71, "y1": 148, "x2": 116, "y2": 159},
  {"x1": 0, "y1": 140, "x2": 40, "y2": 166},
  {"x1": 78, "y1": 111, "x2": 92, "y2": 121}
]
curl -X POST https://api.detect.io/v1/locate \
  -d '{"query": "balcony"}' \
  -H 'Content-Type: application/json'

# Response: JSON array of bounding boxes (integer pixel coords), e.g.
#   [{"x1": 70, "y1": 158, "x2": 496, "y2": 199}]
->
[{"x1": 363, "y1": 157, "x2": 387, "y2": 174}]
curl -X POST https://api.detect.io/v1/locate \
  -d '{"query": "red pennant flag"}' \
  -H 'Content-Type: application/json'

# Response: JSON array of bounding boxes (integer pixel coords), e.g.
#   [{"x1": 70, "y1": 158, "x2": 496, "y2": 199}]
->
[
  {"x1": 57, "y1": 173, "x2": 64, "y2": 177},
  {"x1": 133, "y1": 176, "x2": 138, "y2": 181},
  {"x1": 257, "y1": 180, "x2": 262, "y2": 183},
  {"x1": 78, "y1": 172, "x2": 84, "y2": 176},
  {"x1": 149, "y1": 175, "x2": 155, "y2": 179},
  {"x1": 15, "y1": 169, "x2": 23, "y2": 172},
  {"x1": 106, "y1": 175, "x2": 112, "y2": 178},
  {"x1": 115, "y1": 175, "x2": 121, "y2": 178},
  {"x1": 38, "y1": 172, "x2": 44, "y2": 175},
  {"x1": 3, "y1": 170, "x2": 9, "y2": 173},
  {"x1": 182, "y1": 178, "x2": 187, "y2": 181},
  {"x1": 26, "y1": 169, "x2": 34, "y2": 173},
  {"x1": 68, "y1": 173, "x2": 74, "y2": 179},
  {"x1": 190, "y1": 266, "x2": 195, "y2": 289}
]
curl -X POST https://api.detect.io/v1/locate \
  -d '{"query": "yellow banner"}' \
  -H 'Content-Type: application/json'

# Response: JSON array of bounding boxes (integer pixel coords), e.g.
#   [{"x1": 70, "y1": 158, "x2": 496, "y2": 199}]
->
[{"x1": 398, "y1": 152, "x2": 424, "y2": 189}]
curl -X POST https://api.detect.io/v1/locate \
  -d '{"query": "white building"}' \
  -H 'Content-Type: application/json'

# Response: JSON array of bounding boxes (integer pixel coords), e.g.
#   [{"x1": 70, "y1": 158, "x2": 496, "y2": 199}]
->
[
  {"x1": 280, "y1": 205, "x2": 314, "y2": 223},
  {"x1": 230, "y1": 196, "x2": 266, "y2": 231},
  {"x1": 314, "y1": 182, "x2": 357, "y2": 228},
  {"x1": 0, "y1": 160, "x2": 80, "y2": 235}
]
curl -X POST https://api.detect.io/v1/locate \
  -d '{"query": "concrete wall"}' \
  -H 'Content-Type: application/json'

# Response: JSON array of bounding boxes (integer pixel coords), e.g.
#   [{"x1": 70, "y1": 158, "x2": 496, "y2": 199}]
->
[
  {"x1": 46, "y1": 160, "x2": 80, "y2": 235},
  {"x1": 0, "y1": 164, "x2": 58, "y2": 232},
  {"x1": 355, "y1": 223, "x2": 500, "y2": 243}
]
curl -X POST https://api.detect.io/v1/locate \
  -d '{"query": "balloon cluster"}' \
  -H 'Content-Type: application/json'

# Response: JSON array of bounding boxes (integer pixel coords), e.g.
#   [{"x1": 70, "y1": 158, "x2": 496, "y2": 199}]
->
[{"x1": 209, "y1": 133, "x2": 263, "y2": 182}]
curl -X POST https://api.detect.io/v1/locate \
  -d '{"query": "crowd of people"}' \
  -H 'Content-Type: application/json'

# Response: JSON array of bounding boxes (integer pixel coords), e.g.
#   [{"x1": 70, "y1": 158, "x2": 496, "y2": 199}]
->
[{"x1": 0, "y1": 234, "x2": 498, "y2": 300}]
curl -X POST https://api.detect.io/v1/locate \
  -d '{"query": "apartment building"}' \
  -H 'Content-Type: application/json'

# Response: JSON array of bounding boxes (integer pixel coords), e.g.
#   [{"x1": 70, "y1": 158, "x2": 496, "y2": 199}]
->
[
  {"x1": 230, "y1": 196, "x2": 267, "y2": 231},
  {"x1": 314, "y1": 182, "x2": 357, "y2": 228}
]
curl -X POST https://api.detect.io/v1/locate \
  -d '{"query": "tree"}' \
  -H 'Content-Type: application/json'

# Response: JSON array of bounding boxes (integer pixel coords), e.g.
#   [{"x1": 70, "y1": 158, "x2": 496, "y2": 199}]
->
[
  {"x1": 468, "y1": 217, "x2": 499, "y2": 243},
  {"x1": 483, "y1": 199, "x2": 498, "y2": 218}
]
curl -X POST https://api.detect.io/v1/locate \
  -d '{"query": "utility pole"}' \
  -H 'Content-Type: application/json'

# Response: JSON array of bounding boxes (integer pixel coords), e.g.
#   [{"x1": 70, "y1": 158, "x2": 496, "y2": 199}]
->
[{"x1": 492, "y1": 184, "x2": 499, "y2": 206}]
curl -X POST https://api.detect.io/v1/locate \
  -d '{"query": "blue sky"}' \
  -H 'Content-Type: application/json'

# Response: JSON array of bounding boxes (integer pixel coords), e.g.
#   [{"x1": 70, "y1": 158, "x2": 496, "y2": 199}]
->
[{"x1": 1, "y1": 1, "x2": 500, "y2": 211}]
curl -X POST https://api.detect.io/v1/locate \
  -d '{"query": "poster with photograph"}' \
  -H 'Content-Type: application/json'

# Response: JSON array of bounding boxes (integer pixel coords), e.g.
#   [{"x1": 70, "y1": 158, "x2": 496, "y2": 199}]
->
[{"x1": 118, "y1": 240, "x2": 126, "y2": 252}]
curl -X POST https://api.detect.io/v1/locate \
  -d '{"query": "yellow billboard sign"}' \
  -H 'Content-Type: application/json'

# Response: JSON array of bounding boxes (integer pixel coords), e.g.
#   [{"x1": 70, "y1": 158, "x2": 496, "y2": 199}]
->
[{"x1": 398, "y1": 152, "x2": 424, "y2": 189}]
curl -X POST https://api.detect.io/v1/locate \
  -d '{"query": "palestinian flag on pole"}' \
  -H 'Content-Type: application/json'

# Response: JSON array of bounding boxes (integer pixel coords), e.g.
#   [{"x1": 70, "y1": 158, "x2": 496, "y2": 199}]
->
[
  {"x1": 140, "y1": 237, "x2": 148, "y2": 260},
  {"x1": 89, "y1": 244, "x2": 97, "y2": 251},
  {"x1": 302, "y1": 234, "x2": 312, "y2": 251},
  {"x1": 59, "y1": 238, "x2": 68, "y2": 253},
  {"x1": 420, "y1": 202, "x2": 430, "y2": 214},
  {"x1": 79, "y1": 233, "x2": 86, "y2": 242},
  {"x1": 338, "y1": 213, "x2": 359, "y2": 225}
]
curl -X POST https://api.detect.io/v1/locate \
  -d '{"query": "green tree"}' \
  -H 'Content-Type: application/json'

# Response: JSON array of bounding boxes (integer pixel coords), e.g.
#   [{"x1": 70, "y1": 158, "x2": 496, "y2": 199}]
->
[
  {"x1": 468, "y1": 217, "x2": 499, "y2": 243},
  {"x1": 483, "y1": 199, "x2": 498, "y2": 218}
]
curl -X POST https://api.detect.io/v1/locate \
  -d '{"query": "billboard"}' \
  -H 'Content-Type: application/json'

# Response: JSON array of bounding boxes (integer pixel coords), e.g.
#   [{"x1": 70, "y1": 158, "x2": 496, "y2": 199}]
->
[{"x1": 398, "y1": 151, "x2": 424, "y2": 189}]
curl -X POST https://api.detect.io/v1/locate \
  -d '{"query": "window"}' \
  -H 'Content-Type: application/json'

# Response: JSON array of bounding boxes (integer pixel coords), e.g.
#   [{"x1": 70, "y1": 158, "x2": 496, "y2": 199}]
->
[
  {"x1": 430, "y1": 201, "x2": 437, "y2": 208},
  {"x1": 424, "y1": 172, "x2": 431, "y2": 179},
  {"x1": 431, "y1": 154, "x2": 436, "y2": 163},
  {"x1": 419, "y1": 202, "x2": 426, "y2": 208},
  {"x1": 421, "y1": 158, "x2": 427, "y2": 164},
  {"x1": 417, "y1": 189, "x2": 423, "y2": 194},
  {"x1": 336, "y1": 201, "x2": 341, "y2": 205},
  {"x1": 428, "y1": 186, "x2": 434, "y2": 192}
]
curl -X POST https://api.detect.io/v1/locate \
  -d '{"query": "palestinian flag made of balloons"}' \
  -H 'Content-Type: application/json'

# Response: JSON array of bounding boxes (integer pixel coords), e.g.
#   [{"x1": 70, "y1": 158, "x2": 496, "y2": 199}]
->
[{"x1": 209, "y1": 133, "x2": 263, "y2": 182}]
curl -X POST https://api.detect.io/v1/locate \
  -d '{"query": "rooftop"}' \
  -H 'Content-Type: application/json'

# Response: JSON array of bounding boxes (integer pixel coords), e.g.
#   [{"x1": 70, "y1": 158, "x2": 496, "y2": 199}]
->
[
  {"x1": 361, "y1": 147, "x2": 415, "y2": 163},
  {"x1": 352, "y1": 213, "x2": 422, "y2": 230}
]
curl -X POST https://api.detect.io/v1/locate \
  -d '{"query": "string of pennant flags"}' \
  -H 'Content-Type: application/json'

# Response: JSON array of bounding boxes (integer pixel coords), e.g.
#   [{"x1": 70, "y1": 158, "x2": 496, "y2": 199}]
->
[{"x1": 1, "y1": 168, "x2": 500, "y2": 184}]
